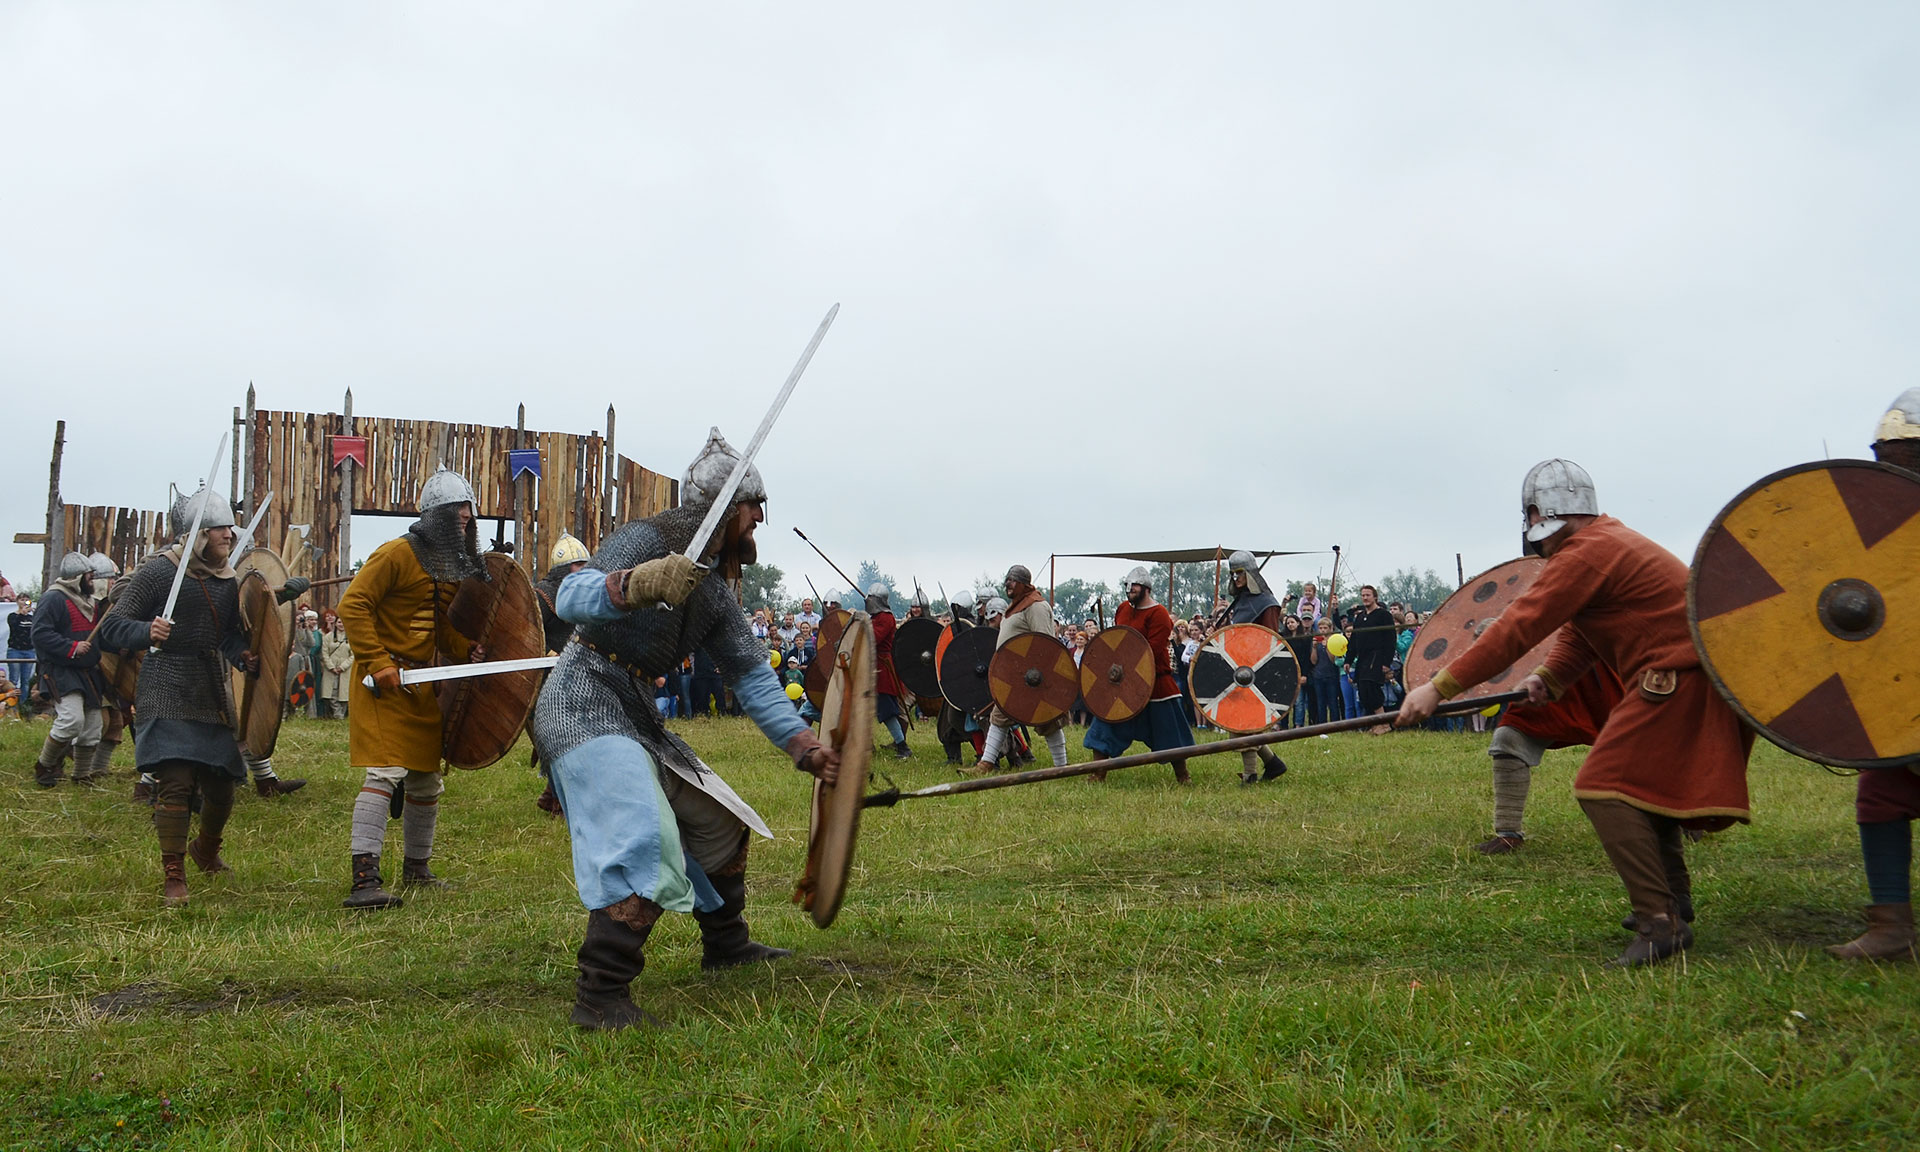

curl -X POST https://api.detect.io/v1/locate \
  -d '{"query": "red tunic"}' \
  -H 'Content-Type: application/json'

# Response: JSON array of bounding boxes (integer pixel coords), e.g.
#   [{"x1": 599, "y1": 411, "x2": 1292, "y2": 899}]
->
[
  {"x1": 1498, "y1": 628, "x2": 1625, "y2": 748},
  {"x1": 1433, "y1": 516, "x2": 1754, "y2": 822},
  {"x1": 871, "y1": 611, "x2": 902, "y2": 697},
  {"x1": 1116, "y1": 601, "x2": 1180, "y2": 700}
]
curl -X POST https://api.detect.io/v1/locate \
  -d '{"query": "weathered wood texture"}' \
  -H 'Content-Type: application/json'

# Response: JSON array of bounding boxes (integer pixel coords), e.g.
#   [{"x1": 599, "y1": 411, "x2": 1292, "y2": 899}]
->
[
  {"x1": 247, "y1": 409, "x2": 677, "y2": 608},
  {"x1": 59, "y1": 505, "x2": 172, "y2": 573}
]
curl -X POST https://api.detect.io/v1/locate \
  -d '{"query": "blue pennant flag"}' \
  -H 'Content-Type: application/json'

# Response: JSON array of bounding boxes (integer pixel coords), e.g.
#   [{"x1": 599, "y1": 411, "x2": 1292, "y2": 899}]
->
[{"x1": 507, "y1": 448, "x2": 543, "y2": 480}]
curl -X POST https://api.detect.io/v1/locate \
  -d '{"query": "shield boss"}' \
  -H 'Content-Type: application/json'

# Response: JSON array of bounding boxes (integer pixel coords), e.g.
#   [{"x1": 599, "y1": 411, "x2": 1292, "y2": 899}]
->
[{"x1": 988, "y1": 633, "x2": 1079, "y2": 726}]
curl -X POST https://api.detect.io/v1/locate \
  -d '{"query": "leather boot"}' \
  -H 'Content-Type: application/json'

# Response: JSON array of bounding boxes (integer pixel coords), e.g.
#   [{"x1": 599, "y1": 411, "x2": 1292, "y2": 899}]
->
[
  {"x1": 572, "y1": 907, "x2": 661, "y2": 1030},
  {"x1": 1609, "y1": 911, "x2": 1692, "y2": 969},
  {"x1": 161, "y1": 853, "x2": 189, "y2": 906},
  {"x1": 1258, "y1": 748, "x2": 1287, "y2": 780},
  {"x1": 187, "y1": 834, "x2": 231, "y2": 874},
  {"x1": 695, "y1": 872, "x2": 793, "y2": 970},
  {"x1": 1475, "y1": 834, "x2": 1525, "y2": 855},
  {"x1": 535, "y1": 783, "x2": 562, "y2": 815},
  {"x1": 342, "y1": 853, "x2": 403, "y2": 910},
  {"x1": 1622, "y1": 894, "x2": 1695, "y2": 932},
  {"x1": 1826, "y1": 903, "x2": 1917, "y2": 961},
  {"x1": 33, "y1": 735, "x2": 71, "y2": 788},
  {"x1": 255, "y1": 775, "x2": 307, "y2": 798},
  {"x1": 891, "y1": 741, "x2": 911, "y2": 761},
  {"x1": 401, "y1": 857, "x2": 449, "y2": 888},
  {"x1": 131, "y1": 776, "x2": 155, "y2": 804},
  {"x1": 1172, "y1": 760, "x2": 1191, "y2": 785}
]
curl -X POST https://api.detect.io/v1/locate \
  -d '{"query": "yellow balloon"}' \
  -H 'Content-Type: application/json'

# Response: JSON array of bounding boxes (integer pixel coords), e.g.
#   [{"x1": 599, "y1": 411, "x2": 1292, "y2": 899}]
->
[
  {"x1": 769, "y1": 649, "x2": 782, "y2": 668},
  {"x1": 1480, "y1": 702, "x2": 1503, "y2": 718},
  {"x1": 1326, "y1": 634, "x2": 1348, "y2": 658},
  {"x1": 785, "y1": 682, "x2": 804, "y2": 701}
]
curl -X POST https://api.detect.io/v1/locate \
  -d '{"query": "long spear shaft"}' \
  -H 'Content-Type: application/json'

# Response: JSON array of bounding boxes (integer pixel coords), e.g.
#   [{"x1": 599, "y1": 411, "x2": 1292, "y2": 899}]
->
[
  {"x1": 863, "y1": 691, "x2": 1525, "y2": 807},
  {"x1": 792, "y1": 527, "x2": 859, "y2": 591}
]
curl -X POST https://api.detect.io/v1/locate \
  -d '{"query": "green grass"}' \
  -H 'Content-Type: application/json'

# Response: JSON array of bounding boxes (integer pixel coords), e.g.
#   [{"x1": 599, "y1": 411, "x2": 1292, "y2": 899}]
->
[{"x1": 2, "y1": 712, "x2": 1916, "y2": 1151}]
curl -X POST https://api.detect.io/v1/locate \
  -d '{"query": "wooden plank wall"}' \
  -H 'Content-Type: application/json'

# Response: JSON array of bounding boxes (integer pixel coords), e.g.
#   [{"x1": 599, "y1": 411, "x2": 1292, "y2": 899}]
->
[
  {"x1": 60, "y1": 505, "x2": 171, "y2": 573},
  {"x1": 248, "y1": 411, "x2": 674, "y2": 603}
]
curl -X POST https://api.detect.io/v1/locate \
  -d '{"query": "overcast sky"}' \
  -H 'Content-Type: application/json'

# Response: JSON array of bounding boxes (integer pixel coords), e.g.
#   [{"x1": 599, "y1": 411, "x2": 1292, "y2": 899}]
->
[{"x1": 4, "y1": 3, "x2": 1915, "y2": 602}]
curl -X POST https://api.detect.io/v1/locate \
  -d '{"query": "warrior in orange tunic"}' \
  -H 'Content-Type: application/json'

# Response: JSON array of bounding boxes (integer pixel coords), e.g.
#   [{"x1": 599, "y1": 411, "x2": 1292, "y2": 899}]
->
[{"x1": 1399, "y1": 459, "x2": 1754, "y2": 968}]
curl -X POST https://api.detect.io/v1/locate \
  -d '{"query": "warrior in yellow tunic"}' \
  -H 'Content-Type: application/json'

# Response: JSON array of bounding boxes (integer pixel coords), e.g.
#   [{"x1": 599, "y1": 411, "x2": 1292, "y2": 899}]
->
[{"x1": 337, "y1": 468, "x2": 483, "y2": 910}]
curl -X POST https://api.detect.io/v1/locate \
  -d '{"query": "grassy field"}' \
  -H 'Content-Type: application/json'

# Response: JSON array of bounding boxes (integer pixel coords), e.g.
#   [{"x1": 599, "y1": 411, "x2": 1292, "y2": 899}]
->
[{"x1": 2, "y1": 710, "x2": 1916, "y2": 1151}]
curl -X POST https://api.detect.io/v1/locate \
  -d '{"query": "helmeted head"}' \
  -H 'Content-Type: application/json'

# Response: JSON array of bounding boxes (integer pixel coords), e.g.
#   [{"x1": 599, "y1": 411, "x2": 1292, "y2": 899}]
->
[
  {"x1": 54, "y1": 551, "x2": 94, "y2": 597},
  {"x1": 682, "y1": 428, "x2": 767, "y2": 567},
  {"x1": 407, "y1": 469, "x2": 486, "y2": 582},
  {"x1": 909, "y1": 585, "x2": 930, "y2": 616},
  {"x1": 1227, "y1": 550, "x2": 1268, "y2": 596},
  {"x1": 418, "y1": 468, "x2": 478, "y2": 515},
  {"x1": 1123, "y1": 564, "x2": 1154, "y2": 606},
  {"x1": 171, "y1": 486, "x2": 239, "y2": 568},
  {"x1": 953, "y1": 589, "x2": 976, "y2": 610},
  {"x1": 88, "y1": 552, "x2": 118, "y2": 586},
  {"x1": 984, "y1": 596, "x2": 1009, "y2": 622},
  {"x1": 1872, "y1": 386, "x2": 1920, "y2": 472},
  {"x1": 1521, "y1": 459, "x2": 1598, "y2": 554},
  {"x1": 865, "y1": 580, "x2": 891, "y2": 615},
  {"x1": 550, "y1": 533, "x2": 590, "y2": 571},
  {"x1": 1004, "y1": 564, "x2": 1033, "y2": 599}
]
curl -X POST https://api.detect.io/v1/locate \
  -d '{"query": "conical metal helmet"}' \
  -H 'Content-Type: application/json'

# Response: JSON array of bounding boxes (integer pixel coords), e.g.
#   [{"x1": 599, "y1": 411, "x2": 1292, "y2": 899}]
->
[
  {"x1": 1123, "y1": 565, "x2": 1154, "y2": 589},
  {"x1": 681, "y1": 427, "x2": 767, "y2": 509},
  {"x1": 550, "y1": 533, "x2": 591, "y2": 567},
  {"x1": 1520, "y1": 459, "x2": 1598, "y2": 543},
  {"x1": 57, "y1": 551, "x2": 91, "y2": 580},
  {"x1": 88, "y1": 552, "x2": 118, "y2": 580},
  {"x1": 417, "y1": 468, "x2": 478, "y2": 515},
  {"x1": 1874, "y1": 387, "x2": 1920, "y2": 443},
  {"x1": 170, "y1": 486, "x2": 237, "y2": 537}
]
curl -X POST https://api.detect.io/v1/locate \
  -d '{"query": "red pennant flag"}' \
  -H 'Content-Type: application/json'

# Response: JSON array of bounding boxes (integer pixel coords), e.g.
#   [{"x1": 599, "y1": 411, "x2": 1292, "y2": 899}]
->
[{"x1": 331, "y1": 436, "x2": 368, "y2": 469}]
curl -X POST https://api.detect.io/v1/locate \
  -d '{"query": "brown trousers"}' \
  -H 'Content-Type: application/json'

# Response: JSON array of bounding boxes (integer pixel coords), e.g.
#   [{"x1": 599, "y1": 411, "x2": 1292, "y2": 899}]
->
[{"x1": 1579, "y1": 798, "x2": 1691, "y2": 924}]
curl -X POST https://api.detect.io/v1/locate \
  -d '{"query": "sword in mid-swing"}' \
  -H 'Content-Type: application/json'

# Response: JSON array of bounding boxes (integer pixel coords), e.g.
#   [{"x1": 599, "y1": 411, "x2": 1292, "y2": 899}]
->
[
  {"x1": 861, "y1": 691, "x2": 1528, "y2": 806},
  {"x1": 231, "y1": 491, "x2": 274, "y2": 557},
  {"x1": 153, "y1": 432, "x2": 231, "y2": 652}
]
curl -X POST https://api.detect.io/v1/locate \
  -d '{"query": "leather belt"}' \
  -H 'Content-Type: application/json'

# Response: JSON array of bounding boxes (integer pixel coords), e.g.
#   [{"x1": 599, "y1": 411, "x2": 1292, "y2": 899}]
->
[{"x1": 571, "y1": 635, "x2": 657, "y2": 681}]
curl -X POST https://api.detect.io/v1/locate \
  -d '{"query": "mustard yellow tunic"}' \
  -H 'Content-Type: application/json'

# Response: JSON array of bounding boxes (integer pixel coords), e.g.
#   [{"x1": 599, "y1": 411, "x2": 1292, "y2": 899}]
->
[{"x1": 339, "y1": 538, "x2": 470, "y2": 770}]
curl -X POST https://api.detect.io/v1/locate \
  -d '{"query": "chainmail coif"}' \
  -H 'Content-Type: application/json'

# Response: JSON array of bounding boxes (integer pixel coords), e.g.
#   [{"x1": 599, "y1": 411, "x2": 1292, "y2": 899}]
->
[{"x1": 407, "y1": 503, "x2": 489, "y2": 583}]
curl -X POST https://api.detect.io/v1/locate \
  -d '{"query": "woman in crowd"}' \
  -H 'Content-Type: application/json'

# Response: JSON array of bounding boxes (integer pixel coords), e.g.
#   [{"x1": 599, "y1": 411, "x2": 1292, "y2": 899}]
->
[
  {"x1": 1281, "y1": 615, "x2": 1313, "y2": 727},
  {"x1": 318, "y1": 609, "x2": 352, "y2": 719}
]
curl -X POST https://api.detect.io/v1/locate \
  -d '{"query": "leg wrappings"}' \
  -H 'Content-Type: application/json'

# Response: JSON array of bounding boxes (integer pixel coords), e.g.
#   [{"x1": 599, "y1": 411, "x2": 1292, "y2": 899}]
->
[{"x1": 1490, "y1": 754, "x2": 1532, "y2": 837}]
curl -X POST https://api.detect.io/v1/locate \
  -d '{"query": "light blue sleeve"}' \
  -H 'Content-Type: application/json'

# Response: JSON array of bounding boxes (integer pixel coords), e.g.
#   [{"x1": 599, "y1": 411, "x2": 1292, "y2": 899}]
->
[
  {"x1": 732, "y1": 659, "x2": 807, "y2": 750},
  {"x1": 556, "y1": 569, "x2": 622, "y2": 625}
]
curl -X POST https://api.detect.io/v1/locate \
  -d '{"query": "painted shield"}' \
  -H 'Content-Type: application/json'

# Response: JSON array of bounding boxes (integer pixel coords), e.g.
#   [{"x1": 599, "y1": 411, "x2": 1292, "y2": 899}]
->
[
  {"x1": 1403, "y1": 557, "x2": 1556, "y2": 702},
  {"x1": 988, "y1": 632, "x2": 1080, "y2": 726},
  {"x1": 1690, "y1": 459, "x2": 1920, "y2": 769},
  {"x1": 98, "y1": 649, "x2": 143, "y2": 707},
  {"x1": 892, "y1": 616, "x2": 945, "y2": 700},
  {"x1": 937, "y1": 622, "x2": 999, "y2": 712},
  {"x1": 933, "y1": 617, "x2": 973, "y2": 678},
  {"x1": 1190, "y1": 623, "x2": 1299, "y2": 734},
  {"x1": 230, "y1": 548, "x2": 293, "y2": 757},
  {"x1": 803, "y1": 607, "x2": 855, "y2": 709},
  {"x1": 794, "y1": 612, "x2": 875, "y2": 929},
  {"x1": 1079, "y1": 625, "x2": 1155, "y2": 723},
  {"x1": 440, "y1": 552, "x2": 546, "y2": 769}
]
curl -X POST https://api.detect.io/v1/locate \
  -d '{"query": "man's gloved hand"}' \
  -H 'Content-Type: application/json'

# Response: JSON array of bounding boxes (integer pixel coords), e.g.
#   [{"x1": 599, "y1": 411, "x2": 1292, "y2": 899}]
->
[
  {"x1": 276, "y1": 576, "x2": 312, "y2": 604},
  {"x1": 372, "y1": 666, "x2": 403, "y2": 695},
  {"x1": 623, "y1": 554, "x2": 701, "y2": 608}
]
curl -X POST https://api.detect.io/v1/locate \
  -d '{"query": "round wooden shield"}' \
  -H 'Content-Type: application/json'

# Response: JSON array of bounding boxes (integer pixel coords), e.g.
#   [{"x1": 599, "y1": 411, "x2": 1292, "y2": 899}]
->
[
  {"x1": 440, "y1": 552, "x2": 545, "y2": 770},
  {"x1": 933, "y1": 617, "x2": 972, "y2": 679},
  {"x1": 231, "y1": 548, "x2": 293, "y2": 757},
  {"x1": 1690, "y1": 459, "x2": 1920, "y2": 769},
  {"x1": 892, "y1": 616, "x2": 945, "y2": 699},
  {"x1": 1079, "y1": 625, "x2": 1154, "y2": 723},
  {"x1": 794, "y1": 612, "x2": 875, "y2": 929},
  {"x1": 988, "y1": 632, "x2": 1080, "y2": 726},
  {"x1": 1190, "y1": 623, "x2": 1299, "y2": 734},
  {"x1": 803, "y1": 607, "x2": 855, "y2": 709},
  {"x1": 937, "y1": 622, "x2": 999, "y2": 712},
  {"x1": 1402, "y1": 557, "x2": 1557, "y2": 702},
  {"x1": 98, "y1": 650, "x2": 143, "y2": 707}
]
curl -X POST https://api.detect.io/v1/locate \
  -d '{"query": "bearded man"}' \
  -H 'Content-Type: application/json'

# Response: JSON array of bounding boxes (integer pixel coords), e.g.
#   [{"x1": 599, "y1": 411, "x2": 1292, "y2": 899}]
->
[
  {"x1": 30, "y1": 552, "x2": 106, "y2": 786},
  {"x1": 1398, "y1": 460, "x2": 1755, "y2": 968},
  {"x1": 968, "y1": 565, "x2": 1070, "y2": 775},
  {"x1": 1083, "y1": 567, "x2": 1195, "y2": 784},
  {"x1": 532, "y1": 428, "x2": 840, "y2": 1030},
  {"x1": 1220, "y1": 549, "x2": 1291, "y2": 784},
  {"x1": 96, "y1": 488, "x2": 275, "y2": 904},
  {"x1": 338, "y1": 468, "x2": 489, "y2": 910}
]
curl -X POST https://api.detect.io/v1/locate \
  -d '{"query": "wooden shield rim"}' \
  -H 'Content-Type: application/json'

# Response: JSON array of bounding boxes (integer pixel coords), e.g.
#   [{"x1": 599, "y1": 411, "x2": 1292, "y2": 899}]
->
[
  {"x1": 1403, "y1": 556, "x2": 1555, "y2": 702},
  {"x1": 937, "y1": 623, "x2": 998, "y2": 711},
  {"x1": 1078, "y1": 625, "x2": 1154, "y2": 723},
  {"x1": 1190, "y1": 622, "x2": 1297, "y2": 734},
  {"x1": 892, "y1": 616, "x2": 945, "y2": 700},
  {"x1": 988, "y1": 632, "x2": 1080, "y2": 726},
  {"x1": 799, "y1": 612, "x2": 875, "y2": 928},
  {"x1": 441, "y1": 553, "x2": 544, "y2": 769},
  {"x1": 231, "y1": 555, "x2": 292, "y2": 757},
  {"x1": 1688, "y1": 458, "x2": 1920, "y2": 769},
  {"x1": 237, "y1": 548, "x2": 296, "y2": 635}
]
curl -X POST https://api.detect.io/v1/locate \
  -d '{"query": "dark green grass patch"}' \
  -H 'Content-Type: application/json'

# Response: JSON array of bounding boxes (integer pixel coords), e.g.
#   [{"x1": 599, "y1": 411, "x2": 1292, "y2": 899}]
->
[{"x1": 2, "y1": 712, "x2": 1915, "y2": 1150}]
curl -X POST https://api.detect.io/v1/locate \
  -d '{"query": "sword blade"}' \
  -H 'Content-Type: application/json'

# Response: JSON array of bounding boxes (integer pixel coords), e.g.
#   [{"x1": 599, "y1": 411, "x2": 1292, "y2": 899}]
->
[
  {"x1": 159, "y1": 431, "x2": 231, "y2": 628},
  {"x1": 395, "y1": 656, "x2": 559, "y2": 685},
  {"x1": 233, "y1": 491, "x2": 274, "y2": 555},
  {"x1": 681, "y1": 303, "x2": 840, "y2": 564}
]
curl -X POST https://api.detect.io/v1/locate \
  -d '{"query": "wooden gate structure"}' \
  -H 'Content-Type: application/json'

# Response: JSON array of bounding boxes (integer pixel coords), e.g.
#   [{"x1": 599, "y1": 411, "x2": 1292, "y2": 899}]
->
[{"x1": 244, "y1": 387, "x2": 677, "y2": 605}]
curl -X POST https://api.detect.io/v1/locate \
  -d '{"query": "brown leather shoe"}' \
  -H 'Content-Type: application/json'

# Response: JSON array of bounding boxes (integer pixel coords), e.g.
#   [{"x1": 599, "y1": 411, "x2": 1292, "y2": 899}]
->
[
  {"x1": 1474, "y1": 834, "x2": 1525, "y2": 855},
  {"x1": 535, "y1": 784, "x2": 562, "y2": 815},
  {"x1": 1826, "y1": 903, "x2": 1917, "y2": 961},
  {"x1": 187, "y1": 836, "x2": 231, "y2": 874},
  {"x1": 255, "y1": 776, "x2": 307, "y2": 798},
  {"x1": 161, "y1": 854, "x2": 189, "y2": 906},
  {"x1": 1608, "y1": 914, "x2": 1692, "y2": 968}
]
